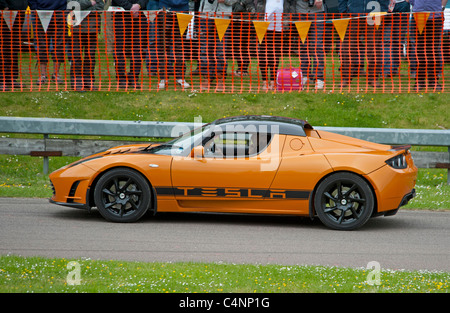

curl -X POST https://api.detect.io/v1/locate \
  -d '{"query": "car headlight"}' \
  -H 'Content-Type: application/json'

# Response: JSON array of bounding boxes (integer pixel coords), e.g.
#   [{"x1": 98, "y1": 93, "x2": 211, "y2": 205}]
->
[{"x1": 386, "y1": 154, "x2": 407, "y2": 169}]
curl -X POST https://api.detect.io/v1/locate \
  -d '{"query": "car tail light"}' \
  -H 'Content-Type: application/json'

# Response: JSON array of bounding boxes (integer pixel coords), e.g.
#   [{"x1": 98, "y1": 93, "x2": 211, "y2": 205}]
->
[{"x1": 386, "y1": 154, "x2": 407, "y2": 169}]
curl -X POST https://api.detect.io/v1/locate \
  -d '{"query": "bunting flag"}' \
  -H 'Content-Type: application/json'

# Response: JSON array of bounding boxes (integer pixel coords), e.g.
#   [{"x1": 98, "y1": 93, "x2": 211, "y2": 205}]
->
[
  {"x1": 176, "y1": 12, "x2": 194, "y2": 36},
  {"x1": 368, "y1": 11, "x2": 387, "y2": 30},
  {"x1": 294, "y1": 21, "x2": 312, "y2": 44},
  {"x1": 67, "y1": 11, "x2": 91, "y2": 27},
  {"x1": 214, "y1": 18, "x2": 231, "y2": 41},
  {"x1": 143, "y1": 10, "x2": 158, "y2": 23},
  {"x1": 253, "y1": 20, "x2": 270, "y2": 44},
  {"x1": 36, "y1": 10, "x2": 54, "y2": 33},
  {"x1": 414, "y1": 12, "x2": 430, "y2": 35},
  {"x1": 332, "y1": 18, "x2": 350, "y2": 42},
  {"x1": 2, "y1": 10, "x2": 18, "y2": 31}
]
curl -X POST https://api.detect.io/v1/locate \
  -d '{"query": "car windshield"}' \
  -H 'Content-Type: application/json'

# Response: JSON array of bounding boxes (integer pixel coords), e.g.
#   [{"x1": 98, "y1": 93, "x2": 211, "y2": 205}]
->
[{"x1": 146, "y1": 124, "x2": 212, "y2": 156}]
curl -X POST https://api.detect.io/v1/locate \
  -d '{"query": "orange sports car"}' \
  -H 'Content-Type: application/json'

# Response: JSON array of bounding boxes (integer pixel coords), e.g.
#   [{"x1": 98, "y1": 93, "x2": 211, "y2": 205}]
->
[{"x1": 49, "y1": 115, "x2": 417, "y2": 230}]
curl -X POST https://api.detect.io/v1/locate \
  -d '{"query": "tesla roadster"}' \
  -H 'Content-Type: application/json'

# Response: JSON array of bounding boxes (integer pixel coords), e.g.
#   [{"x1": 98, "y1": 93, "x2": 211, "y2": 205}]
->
[{"x1": 49, "y1": 115, "x2": 417, "y2": 230}]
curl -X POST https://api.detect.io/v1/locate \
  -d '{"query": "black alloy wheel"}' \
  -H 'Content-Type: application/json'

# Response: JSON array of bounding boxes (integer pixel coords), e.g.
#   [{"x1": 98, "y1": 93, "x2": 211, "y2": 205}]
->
[
  {"x1": 314, "y1": 172, "x2": 374, "y2": 230},
  {"x1": 94, "y1": 168, "x2": 152, "y2": 222}
]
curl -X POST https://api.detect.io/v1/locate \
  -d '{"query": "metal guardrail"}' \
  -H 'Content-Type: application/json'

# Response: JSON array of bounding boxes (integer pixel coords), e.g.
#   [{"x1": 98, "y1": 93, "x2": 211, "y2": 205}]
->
[
  {"x1": 1, "y1": 117, "x2": 449, "y2": 180},
  {"x1": 1, "y1": 116, "x2": 450, "y2": 146}
]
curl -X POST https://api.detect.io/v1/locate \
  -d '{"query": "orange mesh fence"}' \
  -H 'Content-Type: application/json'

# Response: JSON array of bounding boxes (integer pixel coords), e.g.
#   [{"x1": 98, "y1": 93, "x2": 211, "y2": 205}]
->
[{"x1": 0, "y1": 10, "x2": 448, "y2": 93}]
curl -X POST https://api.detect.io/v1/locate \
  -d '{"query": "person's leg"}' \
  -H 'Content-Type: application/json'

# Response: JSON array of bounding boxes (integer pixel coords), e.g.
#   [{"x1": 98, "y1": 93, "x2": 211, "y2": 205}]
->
[
  {"x1": 427, "y1": 16, "x2": 443, "y2": 90},
  {"x1": 33, "y1": 12, "x2": 50, "y2": 85},
  {"x1": 83, "y1": 31, "x2": 98, "y2": 90},
  {"x1": 69, "y1": 29, "x2": 84, "y2": 90},
  {"x1": 51, "y1": 12, "x2": 67, "y2": 84},
  {"x1": 310, "y1": 12, "x2": 326, "y2": 88},
  {"x1": 128, "y1": 13, "x2": 147, "y2": 89},
  {"x1": 113, "y1": 12, "x2": 127, "y2": 87}
]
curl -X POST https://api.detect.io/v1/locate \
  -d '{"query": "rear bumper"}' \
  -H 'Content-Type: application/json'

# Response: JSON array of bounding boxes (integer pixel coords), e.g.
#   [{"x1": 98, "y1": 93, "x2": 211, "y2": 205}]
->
[{"x1": 382, "y1": 188, "x2": 416, "y2": 217}]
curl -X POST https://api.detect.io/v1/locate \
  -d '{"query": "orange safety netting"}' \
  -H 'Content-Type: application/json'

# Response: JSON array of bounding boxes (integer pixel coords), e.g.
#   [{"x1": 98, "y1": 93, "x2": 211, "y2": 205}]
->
[{"x1": 0, "y1": 10, "x2": 448, "y2": 93}]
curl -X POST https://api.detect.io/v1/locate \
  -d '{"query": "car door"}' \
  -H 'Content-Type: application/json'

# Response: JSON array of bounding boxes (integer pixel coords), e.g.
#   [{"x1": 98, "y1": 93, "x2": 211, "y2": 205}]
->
[{"x1": 170, "y1": 128, "x2": 285, "y2": 210}]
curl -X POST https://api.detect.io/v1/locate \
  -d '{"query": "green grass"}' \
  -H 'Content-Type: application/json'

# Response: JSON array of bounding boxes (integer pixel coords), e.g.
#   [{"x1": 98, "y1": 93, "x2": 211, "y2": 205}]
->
[
  {"x1": 0, "y1": 255, "x2": 448, "y2": 293},
  {"x1": 1, "y1": 91, "x2": 449, "y2": 129}
]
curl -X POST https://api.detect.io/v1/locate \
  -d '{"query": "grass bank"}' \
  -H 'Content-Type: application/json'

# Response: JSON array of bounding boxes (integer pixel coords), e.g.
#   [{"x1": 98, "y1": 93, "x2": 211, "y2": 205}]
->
[{"x1": 1, "y1": 91, "x2": 448, "y2": 129}]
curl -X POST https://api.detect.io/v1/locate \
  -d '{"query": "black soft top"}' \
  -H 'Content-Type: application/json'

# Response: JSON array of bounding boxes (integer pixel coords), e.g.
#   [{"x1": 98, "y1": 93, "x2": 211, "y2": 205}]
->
[{"x1": 213, "y1": 115, "x2": 313, "y2": 137}]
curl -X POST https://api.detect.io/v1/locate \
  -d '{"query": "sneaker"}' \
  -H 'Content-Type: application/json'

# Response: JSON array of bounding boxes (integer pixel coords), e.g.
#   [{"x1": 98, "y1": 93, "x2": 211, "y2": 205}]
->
[
  {"x1": 262, "y1": 80, "x2": 274, "y2": 92},
  {"x1": 36, "y1": 75, "x2": 47, "y2": 85},
  {"x1": 233, "y1": 70, "x2": 248, "y2": 77},
  {"x1": 315, "y1": 79, "x2": 324, "y2": 90},
  {"x1": 158, "y1": 79, "x2": 166, "y2": 89},
  {"x1": 301, "y1": 77, "x2": 308, "y2": 89},
  {"x1": 176, "y1": 79, "x2": 190, "y2": 89},
  {"x1": 216, "y1": 78, "x2": 225, "y2": 92}
]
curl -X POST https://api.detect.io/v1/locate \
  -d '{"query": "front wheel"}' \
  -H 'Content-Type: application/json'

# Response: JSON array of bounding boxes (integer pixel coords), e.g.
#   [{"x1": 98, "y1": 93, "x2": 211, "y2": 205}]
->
[
  {"x1": 94, "y1": 168, "x2": 152, "y2": 223},
  {"x1": 314, "y1": 172, "x2": 374, "y2": 230}
]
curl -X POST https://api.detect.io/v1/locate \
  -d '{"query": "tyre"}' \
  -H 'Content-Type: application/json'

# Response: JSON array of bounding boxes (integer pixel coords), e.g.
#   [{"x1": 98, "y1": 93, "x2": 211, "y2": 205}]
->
[
  {"x1": 94, "y1": 168, "x2": 152, "y2": 222},
  {"x1": 314, "y1": 172, "x2": 374, "y2": 230}
]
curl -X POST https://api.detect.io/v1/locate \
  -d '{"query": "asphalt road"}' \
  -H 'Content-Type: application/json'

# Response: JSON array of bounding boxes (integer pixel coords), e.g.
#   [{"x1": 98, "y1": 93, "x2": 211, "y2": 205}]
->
[{"x1": 1, "y1": 197, "x2": 449, "y2": 272}]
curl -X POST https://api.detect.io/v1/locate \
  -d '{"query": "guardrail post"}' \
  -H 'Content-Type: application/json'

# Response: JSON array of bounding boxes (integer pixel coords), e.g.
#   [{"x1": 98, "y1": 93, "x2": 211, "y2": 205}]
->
[
  {"x1": 43, "y1": 134, "x2": 49, "y2": 175},
  {"x1": 447, "y1": 147, "x2": 450, "y2": 185}
]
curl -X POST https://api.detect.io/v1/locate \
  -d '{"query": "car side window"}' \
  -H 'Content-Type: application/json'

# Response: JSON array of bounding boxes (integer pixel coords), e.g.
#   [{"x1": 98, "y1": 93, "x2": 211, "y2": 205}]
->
[{"x1": 204, "y1": 132, "x2": 272, "y2": 158}]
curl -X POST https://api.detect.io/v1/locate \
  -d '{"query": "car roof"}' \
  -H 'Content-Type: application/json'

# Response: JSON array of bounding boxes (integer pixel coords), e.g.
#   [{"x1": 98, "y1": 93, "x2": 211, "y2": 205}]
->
[{"x1": 212, "y1": 115, "x2": 313, "y2": 137}]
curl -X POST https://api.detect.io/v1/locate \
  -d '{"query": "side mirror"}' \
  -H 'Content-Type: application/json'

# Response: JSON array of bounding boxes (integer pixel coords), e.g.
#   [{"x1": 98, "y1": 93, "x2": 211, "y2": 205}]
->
[{"x1": 190, "y1": 146, "x2": 204, "y2": 159}]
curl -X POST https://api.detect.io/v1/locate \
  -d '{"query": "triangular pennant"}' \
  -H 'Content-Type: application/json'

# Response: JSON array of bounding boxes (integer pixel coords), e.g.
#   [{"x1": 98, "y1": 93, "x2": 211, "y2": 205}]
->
[
  {"x1": 214, "y1": 18, "x2": 231, "y2": 42},
  {"x1": 68, "y1": 11, "x2": 91, "y2": 27},
  {"x1": 295, "y1": 21, "x2": 312, "y2": 44},
  {"x1": 253, "y1": 21, "x2": 270, "y2": 44},
  {"x1": 143, "y1": 10, "x2": 158, "y2": 23},
  {"x1": 2, "y1": 10, "x2": 18, "y2": 31},
  {"x1": 176, "y1": 13, "x2": 194, "y2": 36},
  {"x1": 414, "y1": 12, "x2": 430, "y2": 35},
  {"x1": 367, "y1": 11, "x2": 387, "y2": 30},
  {"x1": 332, "y1": 18, "x2": 350, "y2": 42},
  {"x1": 37, "y1": 10, "x2": 54, "y2": 33}
]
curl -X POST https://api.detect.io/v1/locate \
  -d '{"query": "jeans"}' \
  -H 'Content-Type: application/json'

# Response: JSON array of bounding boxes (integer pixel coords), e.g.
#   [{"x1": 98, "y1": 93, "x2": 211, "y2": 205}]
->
[
  {"x1": 408, "y1": 14, "x2": 444, "y2": 86},
  {"x1": 199, "y1": 18, "x2": 227, "y2": 80},
  {"x1": 298, "y1": 12, "x2": 326, "y2": 81},
  {"x1": 382, "y1": 1, "x2": 410, "y2": 76}
]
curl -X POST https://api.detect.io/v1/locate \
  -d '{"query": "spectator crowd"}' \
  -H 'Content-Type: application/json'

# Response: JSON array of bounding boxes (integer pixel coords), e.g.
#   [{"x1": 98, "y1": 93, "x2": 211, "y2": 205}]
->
[{"x1": 0, "y1": 0, "x2": 448, "y2": 92}]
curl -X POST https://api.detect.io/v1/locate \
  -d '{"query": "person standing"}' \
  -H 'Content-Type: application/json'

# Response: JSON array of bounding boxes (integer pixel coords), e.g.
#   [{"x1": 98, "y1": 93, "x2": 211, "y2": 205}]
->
[
  {"x1": 198, "y1": 0, "x2": 237, "y2": 91},
  {"x1": 409, "y1": 0, "x2": 447, "y2": 91},
  {"x1": 382, "y1": 0, "x2": 410, "y2": 78},
  {"x1": 338, "y1": 0, "x2": 389, "y2": 88},
  {"x1": 156, "y1": 0, "x2": 191, "y2": 89},
  {"x1": 0, "y1": 0, "x2": 28, "y2": 91},
  {"x1": 231, "y1": 0, "x2": 256, "y2": 78},
  {"x1": 68, "y1": 0, "x2": 105, "y2": 91},
  {"x1": 294, "y1": 0, "x2": 326, "y2": 90},
  {"x1": 111, "y1": 0, "x2": 148, "y2": 90},
  {"x1": 256, "y1": 0, "x2": 294, "y2": 91},
  {"x1": 29, "y1": 0, "x2": 67, "y2": 86}
]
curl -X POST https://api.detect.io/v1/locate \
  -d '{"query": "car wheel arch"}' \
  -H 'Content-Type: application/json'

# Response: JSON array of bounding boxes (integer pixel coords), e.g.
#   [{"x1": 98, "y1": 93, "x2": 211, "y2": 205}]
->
[
  {"x1": 308, "y1": 170, "x2": 379, "y2": 220},
  {"x1": 89, "y1": 166, "x2": 157, "y2": 215}
]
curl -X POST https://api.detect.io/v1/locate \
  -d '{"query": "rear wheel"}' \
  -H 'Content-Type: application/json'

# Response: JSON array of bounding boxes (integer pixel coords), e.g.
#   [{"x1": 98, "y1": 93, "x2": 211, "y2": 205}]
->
[
  {"x1": 94, "y1": 168, "x2": 151, "y2": 222},
  {"x1": 314, "y1": 172, "x2": 374, "y2": 230}
]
